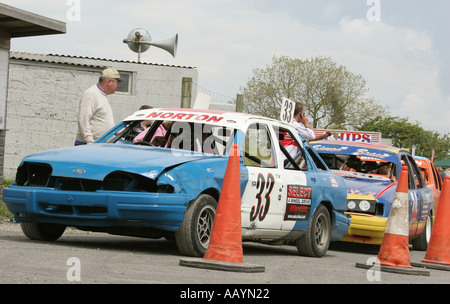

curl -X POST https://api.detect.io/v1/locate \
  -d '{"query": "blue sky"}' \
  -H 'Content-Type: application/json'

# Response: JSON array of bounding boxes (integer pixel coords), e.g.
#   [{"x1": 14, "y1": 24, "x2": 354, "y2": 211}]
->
[{"x1": 3, "y1": 0, "x2": 450, "y2": 135}]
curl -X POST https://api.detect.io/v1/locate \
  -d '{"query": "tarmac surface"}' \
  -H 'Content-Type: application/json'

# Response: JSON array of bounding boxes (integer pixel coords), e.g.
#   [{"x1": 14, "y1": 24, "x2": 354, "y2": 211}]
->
[{"x1": 1, "y1": 218, "x2": 449, "y2": 287}]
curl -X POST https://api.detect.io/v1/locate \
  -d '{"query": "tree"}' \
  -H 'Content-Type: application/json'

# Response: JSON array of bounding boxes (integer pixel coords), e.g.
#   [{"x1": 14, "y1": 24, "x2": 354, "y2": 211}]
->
[
  {"x1": 241, "y1": 56, "x2": 388, "y2": 129},
  {"x1": 359, "y1": 116, "x2": 450, "y2": 161}
]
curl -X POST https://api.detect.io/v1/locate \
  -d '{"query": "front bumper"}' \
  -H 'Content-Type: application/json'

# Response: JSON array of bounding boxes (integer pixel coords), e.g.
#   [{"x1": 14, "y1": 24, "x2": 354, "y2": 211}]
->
[
  {"x1": 3, "y1": 185, "x2": 189, "y2": 231},
  {"x1": 339, "y1": 212, "x2": 387, "y2": 245},
  {"x1": 331, "y1": 210, "x2": 351, "y2": 241}
]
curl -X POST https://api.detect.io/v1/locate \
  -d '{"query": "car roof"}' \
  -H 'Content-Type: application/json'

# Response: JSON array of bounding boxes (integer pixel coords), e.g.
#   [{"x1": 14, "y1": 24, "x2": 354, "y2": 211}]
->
[
  {"x1": 311, "y1": 139, "x2": 407, "y2": 154},
  {"x1": 311, "y1": 140, "x2": 411, "y2": 164},
  {"x1": 123, "y1": 108, "x2": 292, "y2": 130},
  {"x1": 414, "y1": 156, "x2": 432, "y2": 169}
]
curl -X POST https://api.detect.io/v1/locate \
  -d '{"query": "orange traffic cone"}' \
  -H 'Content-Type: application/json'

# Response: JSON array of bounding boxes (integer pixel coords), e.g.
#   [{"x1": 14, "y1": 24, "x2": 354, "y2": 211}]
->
[
  {"x1": 179, "y1": 144, "x2": 264, "y2": 272},
  {"x1": 377, "y1": 165, "x2": 412, "y2": 268},
  {"x1": 356, "y1": 166, "x2": 429, "y2": 276},
  {"x1": 203, "y1": 143, "x2": 243, "y2": 263},
  {"x1": 422, "y1": 175, "x2": 450, "y2": 265}
]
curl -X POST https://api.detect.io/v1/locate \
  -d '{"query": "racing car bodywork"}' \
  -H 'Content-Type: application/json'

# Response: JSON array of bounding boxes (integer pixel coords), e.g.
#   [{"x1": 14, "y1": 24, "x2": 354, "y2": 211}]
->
[
  {"x1": 312, "y1": 140, "x2": 434, "y2": 250},
  {"x1": 4, "y1": 108, "x2": 349, "y2": 257},
  {"x1": 415, "y1": 156, "x2": 442, "y2": 208}
]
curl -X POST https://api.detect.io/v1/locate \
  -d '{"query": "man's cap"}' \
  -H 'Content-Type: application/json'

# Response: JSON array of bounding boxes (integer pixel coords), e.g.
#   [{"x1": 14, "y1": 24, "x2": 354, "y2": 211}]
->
[{"x1": 101, "y1": 68, "x2": 125, "y2": 82}]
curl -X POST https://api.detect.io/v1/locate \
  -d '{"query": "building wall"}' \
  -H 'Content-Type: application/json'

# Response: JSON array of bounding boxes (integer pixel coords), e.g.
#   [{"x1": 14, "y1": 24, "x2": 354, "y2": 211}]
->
[
  {"x1": 0, "y1": 30, "x2": 11, "y2": 195},
  {"x1": 4, "y1": 52, "x2": 198, "y2": 179}
]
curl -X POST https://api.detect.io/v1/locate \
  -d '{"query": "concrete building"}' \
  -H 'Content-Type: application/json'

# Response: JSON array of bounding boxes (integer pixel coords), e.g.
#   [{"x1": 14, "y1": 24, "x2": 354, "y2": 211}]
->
[
  {"x1": 1, "y1": 4, "x2": 238, "y2": 181},
  {"x1": 0, "y1": 3, "x2": 66, "y2": 185},
  {"x1": 5, "y1": 52, "x2": 198, "y2": 179}
]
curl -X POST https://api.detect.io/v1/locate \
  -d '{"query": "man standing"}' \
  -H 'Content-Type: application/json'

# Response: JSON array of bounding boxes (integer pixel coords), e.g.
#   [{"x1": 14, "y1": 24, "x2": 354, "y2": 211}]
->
[
  {"x1": 75, "y1": 68, "x2": 124, "y2": 145},
  {"x1": 282, "y1": 102, "x2": 332, "y2": 158},
  {"x1": 292, "y1": 102, "x2": 331, "y2": 141}
]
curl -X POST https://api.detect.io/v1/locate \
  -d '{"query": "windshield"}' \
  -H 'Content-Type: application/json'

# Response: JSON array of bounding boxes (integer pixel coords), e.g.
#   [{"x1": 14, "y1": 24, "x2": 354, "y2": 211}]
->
[
  {"x1": 312, "y1": 143, "x2": 399, "y2": 180},
  {"x1": 104, "y1": 120, "x2": 236, "y2": 156}
]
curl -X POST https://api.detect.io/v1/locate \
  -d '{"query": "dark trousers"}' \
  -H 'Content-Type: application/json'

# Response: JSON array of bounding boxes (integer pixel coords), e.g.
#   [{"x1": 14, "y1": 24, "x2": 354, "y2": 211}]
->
[{"x1": 74, "y1": 140, "x2": 86, "y2": 146}]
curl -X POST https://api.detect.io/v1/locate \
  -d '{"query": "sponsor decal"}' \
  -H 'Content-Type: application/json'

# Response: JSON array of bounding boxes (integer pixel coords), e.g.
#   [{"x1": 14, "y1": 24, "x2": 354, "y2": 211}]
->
[
  {"x1": 356, "y1": 149, "x2": 391, "y2": 160},
  {"x1": 337, "y1": 131, "x2": 375, "y2": 143},
  {"x1": 145, "y1": 111, "x2": 224, "y2": 123},
  {"x1": 313, "y1": 145, "x2": 349, "y2": 153},
  {"x1": 314, "y1": 130, "x2": 381, "y2": 143},
  {"x1": 330, "y1": 176, "x2": 338, "y2": 187},
  {"x1": 284, "y1": 185, "x2": 312, "y2": 221},
  {"x1": 250, "y1": 173, "x2": 275, "y2": 222},
  {"x1": 313, "y1": 145, "x2": 395, "y2": 161},
  {"x1": 348, "y1": 189, "x2": 376, "y2": 197}
]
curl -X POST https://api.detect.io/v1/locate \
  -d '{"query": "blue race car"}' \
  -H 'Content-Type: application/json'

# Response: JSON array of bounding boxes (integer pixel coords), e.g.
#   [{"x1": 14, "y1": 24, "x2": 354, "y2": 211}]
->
[
  {"x1": 312, "y1": 140, "x2": 434, "y2": 250},
  {"x1": 3, "y1": 108, "x2": 349, "y2": 257}
]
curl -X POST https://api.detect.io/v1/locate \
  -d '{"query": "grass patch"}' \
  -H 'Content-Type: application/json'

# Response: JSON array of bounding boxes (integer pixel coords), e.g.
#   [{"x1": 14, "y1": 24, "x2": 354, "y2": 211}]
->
[{"x1": 0, "y1": 202, "x2": 12, "y2": 218}]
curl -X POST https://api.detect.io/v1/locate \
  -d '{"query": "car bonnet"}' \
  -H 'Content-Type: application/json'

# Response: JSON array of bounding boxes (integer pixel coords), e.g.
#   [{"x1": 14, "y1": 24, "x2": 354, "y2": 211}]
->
[
  {"x1": 334, "y1": 171, "x2": 396, "y2": 198},
  {"x1": 21, "y1": 143, "x2": 215, "y2": 181}
]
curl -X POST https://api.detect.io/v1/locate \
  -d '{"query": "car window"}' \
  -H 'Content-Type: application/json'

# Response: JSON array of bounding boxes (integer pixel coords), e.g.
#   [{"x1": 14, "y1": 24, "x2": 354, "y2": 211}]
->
[
  {"x1": 306, "y1": 146, "x2": 327, "y2": 171},
  {"x1": 430, "y1": 163, "x2": 442, "y2": 190},
  {"x1": 418, "y1": 166, "x2": 429, "y2": 184},
  {"x1": 402, "y1": 154, "x2": 425, "y2": 189},
  {"x1": 316, "y1": 152, "x2": 397, "y2": 180},
  {"x1": 243, "y1": 123, "x2": 277, "y2": 168},
  {"x1": 105, "y1": 120, "x2": 235, "y2": 156},
  {"x1": 103, "y1": 121, "x2": 140, "y2": 143},
  {"x1": 168, "y1": 122, "x2": 235, "y2": 155},
  {"x1": 276, "y1": 126, "x2": 307, "y2": 170},
  {"x1": 319, "y1": 153, "x2": 346, "y2": 170}
]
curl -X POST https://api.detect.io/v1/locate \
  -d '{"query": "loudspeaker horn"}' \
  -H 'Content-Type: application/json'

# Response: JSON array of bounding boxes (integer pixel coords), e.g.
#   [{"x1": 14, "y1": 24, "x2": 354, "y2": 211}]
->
[
  {"x1": 148, "y1": 34, "x2": 178, "y2": 58},
  {"x1": 123, "y1": 28, "x2": 178, "y2": 62}
]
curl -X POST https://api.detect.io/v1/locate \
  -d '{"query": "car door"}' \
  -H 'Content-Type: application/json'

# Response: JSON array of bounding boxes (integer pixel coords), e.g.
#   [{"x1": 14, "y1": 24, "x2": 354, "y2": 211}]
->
[
  {"x1": 240, "y1": 122, "x2": 286, "y2": 232},
  {"x1": 401, "y1": 153, "x2": 431, "y2": 235},
  {"x1": 429, "y1": 162, "x2": 442, "y2": 206},
  {"x1": 276, "y1": 126, "x2": 323, "y2": 232}
]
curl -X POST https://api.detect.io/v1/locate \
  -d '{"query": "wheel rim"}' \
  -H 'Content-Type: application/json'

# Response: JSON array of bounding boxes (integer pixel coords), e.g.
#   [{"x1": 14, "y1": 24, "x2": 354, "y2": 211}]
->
[
  {"x1": 314, "y1": 213, "x2": 330, "y2": 249},
  {"x1": 197, "y1": 205, "x2": 215, "y2": 248}
]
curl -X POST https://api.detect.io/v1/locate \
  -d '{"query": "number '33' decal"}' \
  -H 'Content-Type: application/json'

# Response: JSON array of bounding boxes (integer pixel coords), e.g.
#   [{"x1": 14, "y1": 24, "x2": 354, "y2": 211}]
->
[{"x1": 250, "y1": 173, "x2": 275, "y2": 221}]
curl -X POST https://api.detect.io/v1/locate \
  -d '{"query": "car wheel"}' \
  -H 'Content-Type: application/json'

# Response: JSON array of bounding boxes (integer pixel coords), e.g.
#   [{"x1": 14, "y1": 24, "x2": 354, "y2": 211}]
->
[
  {"x1": 411, "y1": 213, "x2": 433, "y2": 251},
  {"x1": 296, "y1": 205, "x2": 331, "y2": 257},
  {"x1": 175, "y1": 194, "x2": 217, "y2": 257},
  {"x1": 20, "y1": 222, "x2": 66, "y2": 241}
]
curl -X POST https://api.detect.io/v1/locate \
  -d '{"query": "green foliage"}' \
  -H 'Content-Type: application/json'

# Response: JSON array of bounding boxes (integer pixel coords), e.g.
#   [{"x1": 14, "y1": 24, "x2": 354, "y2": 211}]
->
[
  {"x1": 241, "y1": 55, "x2": 389, "y2": 129},
  {"x1": 359, "y1": 116, "x2": 450, "y2": 161},
  {"x1": 241, "y1": 54, "x2": 448, "y2": 159},
  {"x1": 0, "y1": 202, "x2": 12, "y2": 218},
  {"x1": 0, "y1": 179, "x2": 13, "y2": 218}
]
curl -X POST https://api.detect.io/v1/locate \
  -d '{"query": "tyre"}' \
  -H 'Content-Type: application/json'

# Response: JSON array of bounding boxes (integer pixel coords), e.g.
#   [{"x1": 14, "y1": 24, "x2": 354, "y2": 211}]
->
[
  {"x1": 20, "y1": 222, "x2": 66, "y2": 241},
  {"x1": 411, "y1": 214, "x2": 432, "y2": 251},
  {"x1": 296, "y1": 205, "x2": 331, "y2": 257},
  {"x1": 175, "y1": 194, "x2": 217, "y2": 257}
]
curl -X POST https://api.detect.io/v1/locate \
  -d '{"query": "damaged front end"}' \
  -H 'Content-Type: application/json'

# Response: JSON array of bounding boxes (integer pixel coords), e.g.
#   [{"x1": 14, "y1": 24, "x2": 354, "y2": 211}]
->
[{"x1": 2, "y1": 146, "x2": 214, "y2": 234}]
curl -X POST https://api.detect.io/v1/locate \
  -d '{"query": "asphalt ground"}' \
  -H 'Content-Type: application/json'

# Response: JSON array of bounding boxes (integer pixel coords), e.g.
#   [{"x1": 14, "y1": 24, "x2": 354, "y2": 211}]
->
[{"x1": 1, "y1": 218, "x2": 448, "y2": 289}]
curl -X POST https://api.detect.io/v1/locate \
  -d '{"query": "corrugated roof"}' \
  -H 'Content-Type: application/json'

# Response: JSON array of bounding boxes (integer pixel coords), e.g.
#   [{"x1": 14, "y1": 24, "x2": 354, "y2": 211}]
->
[
  {"x1": 10, "y1": 51, "x2": 102, "y2": 69},
  {"x1": 9, "y1": 51, "x2": 196, "y2": 69}
]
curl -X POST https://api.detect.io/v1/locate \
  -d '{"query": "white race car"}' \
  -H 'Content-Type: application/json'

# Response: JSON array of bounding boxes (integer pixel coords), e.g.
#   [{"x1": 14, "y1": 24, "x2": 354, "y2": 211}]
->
[{"x1": 4, "y1": 108, "x2": 349, "y2": 257}]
